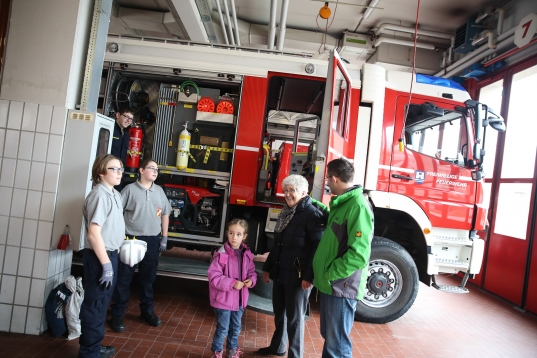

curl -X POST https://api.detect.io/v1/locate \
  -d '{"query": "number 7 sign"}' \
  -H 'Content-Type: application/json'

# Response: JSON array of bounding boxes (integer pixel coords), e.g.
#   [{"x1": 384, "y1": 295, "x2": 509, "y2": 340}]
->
[{"x1": 514, "y1": 13, "x2": 537, "y2": 48}]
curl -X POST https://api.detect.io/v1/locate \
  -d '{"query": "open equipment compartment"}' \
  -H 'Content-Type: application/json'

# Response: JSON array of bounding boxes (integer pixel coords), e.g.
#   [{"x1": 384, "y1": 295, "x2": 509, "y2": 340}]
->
[{"x1": 102, "y1": 63, "x2": 241, "y2": 245}]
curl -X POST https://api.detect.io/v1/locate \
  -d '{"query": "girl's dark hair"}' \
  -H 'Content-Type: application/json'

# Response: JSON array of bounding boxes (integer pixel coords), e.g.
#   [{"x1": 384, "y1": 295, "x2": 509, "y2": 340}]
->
[
  {"x1": 139, "y1": 158, "x2": 157, "y2": 169},
  {"x1": 227, "y1": 218, "x2": 249, "y2": 234},
  {"x1": 91, "y1": 154, "x2": 122, "y2": 183}
]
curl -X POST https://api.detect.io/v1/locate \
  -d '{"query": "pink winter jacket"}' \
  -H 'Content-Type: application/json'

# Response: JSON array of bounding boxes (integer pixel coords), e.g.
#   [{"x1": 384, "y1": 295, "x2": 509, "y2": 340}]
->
[{"x1": 208, "y1": 242, "x2": 257, "y2": 311}]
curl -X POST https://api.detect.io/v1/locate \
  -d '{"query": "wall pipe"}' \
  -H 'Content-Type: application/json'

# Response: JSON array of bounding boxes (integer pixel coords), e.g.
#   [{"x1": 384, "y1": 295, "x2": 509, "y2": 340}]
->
[
  {"x1": 230, "y1": 0, "x2": 241, "y2": 46},
  {"x1": 276, "y1": 0, "x2": 289, "y2": 51},
  {"x1": 222, "y1": 0, "x2": 235, "y2": 45},
  {"x1": 215, "y1": 0, "x2": 229, "y2": 45},
  {"x1": 373, "y1": 36, "x2": 437, "y2": 50},
  {"x1": 434, "y1": 26, "x2": 516, "y2": 77},
  {"x1": 440, "y1": 31, "x2": 517, "y2": 78},
  {"x1": 268, "y1": 0, "x2": 278, "y2": 49}
]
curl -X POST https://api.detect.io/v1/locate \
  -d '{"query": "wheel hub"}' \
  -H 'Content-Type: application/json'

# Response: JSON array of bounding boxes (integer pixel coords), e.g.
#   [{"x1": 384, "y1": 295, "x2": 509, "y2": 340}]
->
[{"x1": 362, "y1": 259, "x2": 402, "y2": 308}]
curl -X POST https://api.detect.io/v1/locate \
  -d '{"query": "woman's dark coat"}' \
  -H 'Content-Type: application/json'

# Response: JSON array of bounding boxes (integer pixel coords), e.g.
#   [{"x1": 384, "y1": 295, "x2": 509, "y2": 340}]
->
[{"x1": 263, "y1": 196, "x2": 326, "y2": 285}]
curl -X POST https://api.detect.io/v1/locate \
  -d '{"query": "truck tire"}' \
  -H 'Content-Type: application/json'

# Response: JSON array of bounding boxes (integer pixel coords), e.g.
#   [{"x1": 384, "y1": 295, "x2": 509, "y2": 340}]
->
[{"x1": 354, "y1": 237, "x2": 419, "y2": 324}]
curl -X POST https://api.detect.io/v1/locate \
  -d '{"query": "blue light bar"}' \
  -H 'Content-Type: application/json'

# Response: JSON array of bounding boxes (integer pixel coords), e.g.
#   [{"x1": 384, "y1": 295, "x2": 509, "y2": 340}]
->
[{"x1": 416, "y1": 74, "x2": 466, "y2": 91}]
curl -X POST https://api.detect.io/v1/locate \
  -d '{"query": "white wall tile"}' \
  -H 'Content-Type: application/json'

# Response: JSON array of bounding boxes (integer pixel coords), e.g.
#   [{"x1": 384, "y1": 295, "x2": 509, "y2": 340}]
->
[
  {"x1": 3, "y1": 129, "x2": 20, "y2": 158},
  {"x1": 44, "y1": 276, "x2": 55, "y2": 304},
  {"x1": 17, "y1": 131, "x2": 35, "y2": 161},
  {"x1": 14, "y1": 160, "x2": 31, "y2": 189},
  {"x1": 0, "y1": 100, "x2": 9, "y2": 128},
  {"x1": 35, "y1": 221, "x2": 53, "y2": 250},
  {"x1": 50, "y1": 107, "x2": 68, "y2": 136},
  {"x1": 25, "y1": 307, "x2": 42, "y2": 335},
  {"x1": 24, "y1": 190, "x2": 42, "y2": 220},
  {"x1": 0, "y1": 187, "x2": 13, "y2": 216},
  {"x1": 0, "y1": 128, "x2": 5, "y2": 157},
  {"x1": 32, "y1": 250, "x2": 49, "y2": 279},
  {"x1": 7, "y1": 217, "x2": 23, "y2": 246},
  {"x1": 43, "y1": 163, "x2": 60, "y2": 193},
  {"x1": 0, "y1": 275, "x2": 16, "y2": 303},
  {"x1": 10, "y1": 189, "x2": 27, "y2": 218},
  {"x1": 55, "y1": 250, "x2": 64, "y2": 277},
  {"x1": 0, "y1": 303, "x2": 12, "y2": 331},
  {"x1": 11, "y1": 305, "x2": 27, "y2": 333},
  {"x1": 21, "y1": 103, "x2": 38, "y2": 132},
  {"x1": 64, "y1": 250, "x2": 73, "y2": 271},
  {"x1": 46, "y1": 135, "x2": 63, "y2": 164},
  {"x1": 29, "y1": 279, "x2": 45, "y2": 307},
  {"x1": 7, "y1": 101, "x2": 23, "y2": 130},
  {"x1": 32, "y1": 133, "x2": 48, "y2": 162},
  {"x1": 39, "y1": 192, "x2": 55, "y2": 222},
  {"x1": 3, "y1": 246, "x2": 20, "y2": 275},
  {"x1": 0, "y1": 245, "x2": 5, "y2": 273},
  {"x1": 0, "y1": 217, "x2": 7, "y2": 245},
  {"x1": 14, "y1": 276, "x2": 31, "y2": 305},
  {"x1": 47, "y1": 249, "x2": 57, "y2": 278},
  {"x1": 36, "y1": 105, "x2": 53, "y2": 133},
  {"x1": 0, "y1": 158, "x2": 17, "y2": 187},
  {"x1": 18, "y1": 248, "x2": 34, "y2": 277},
  {"x1": 21, "y1": 219, "x2": 38, "y2": 248},
  {"x1": 28, "y1": 162, "x2": 45, "y2": 191}
]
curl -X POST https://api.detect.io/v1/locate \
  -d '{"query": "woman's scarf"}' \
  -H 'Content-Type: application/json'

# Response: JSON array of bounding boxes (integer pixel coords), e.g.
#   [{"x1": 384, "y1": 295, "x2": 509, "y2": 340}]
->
[{"x1": 274, "y1": 195, "x2": 309, "y2": 233}]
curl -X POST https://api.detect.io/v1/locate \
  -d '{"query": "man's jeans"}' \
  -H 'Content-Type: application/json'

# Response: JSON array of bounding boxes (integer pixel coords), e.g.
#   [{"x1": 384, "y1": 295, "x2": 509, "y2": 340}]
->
[
  {"x1": 320, "y1": 292, "x2": 357, "y2": 358},
  {"x1": 211, "y1": 307, "x2": 244, "y2": 353}
]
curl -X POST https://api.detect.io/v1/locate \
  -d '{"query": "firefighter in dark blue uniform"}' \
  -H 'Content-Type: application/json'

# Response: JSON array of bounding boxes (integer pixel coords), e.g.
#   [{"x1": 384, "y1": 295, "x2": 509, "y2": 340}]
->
[{"x1": 111, "y1": 107, "x2": 134, "y2": 191}]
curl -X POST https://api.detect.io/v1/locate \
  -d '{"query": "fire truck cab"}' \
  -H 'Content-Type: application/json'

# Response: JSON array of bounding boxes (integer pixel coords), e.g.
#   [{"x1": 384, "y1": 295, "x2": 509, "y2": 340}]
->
[{"x1": 60, "y1": 35, "x2": 505, "y2": 323}]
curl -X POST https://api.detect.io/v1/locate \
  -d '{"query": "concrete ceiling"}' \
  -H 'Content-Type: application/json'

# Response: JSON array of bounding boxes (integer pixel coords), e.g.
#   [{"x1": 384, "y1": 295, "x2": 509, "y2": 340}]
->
[{"x1": 110, "y1": 0, "x2": 505, "y2": 39}]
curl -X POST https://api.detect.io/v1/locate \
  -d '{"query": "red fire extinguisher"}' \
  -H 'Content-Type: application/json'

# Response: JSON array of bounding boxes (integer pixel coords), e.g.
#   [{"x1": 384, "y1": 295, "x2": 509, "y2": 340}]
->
[
  {"x1": 126, "y1": 126, "x2": 143, "y2": 172},
  {"x1": 57, "y1": 225, "x2": 71, "y2": 250}
]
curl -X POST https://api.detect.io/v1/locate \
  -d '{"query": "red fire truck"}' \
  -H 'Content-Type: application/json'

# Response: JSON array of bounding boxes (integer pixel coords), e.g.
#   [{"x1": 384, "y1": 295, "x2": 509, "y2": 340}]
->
[{"x1": 75, "y1": 36, "x2": 505, "y2": 323}]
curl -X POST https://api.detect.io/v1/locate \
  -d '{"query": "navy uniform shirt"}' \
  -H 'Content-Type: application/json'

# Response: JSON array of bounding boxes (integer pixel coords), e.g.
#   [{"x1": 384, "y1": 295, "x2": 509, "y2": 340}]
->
[{"x1": 111, "y1": 121, "x2": 130, "y2": 167}]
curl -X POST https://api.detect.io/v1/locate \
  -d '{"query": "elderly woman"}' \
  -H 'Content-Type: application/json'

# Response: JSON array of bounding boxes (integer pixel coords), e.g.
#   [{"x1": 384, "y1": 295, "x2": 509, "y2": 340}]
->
[{"x1": 257, "y1": 175, "x2": 326, "y2": 358}]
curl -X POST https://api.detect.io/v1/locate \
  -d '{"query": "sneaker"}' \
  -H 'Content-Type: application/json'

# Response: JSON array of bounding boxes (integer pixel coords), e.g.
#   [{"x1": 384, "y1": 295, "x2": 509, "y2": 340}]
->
[
  {"x1": 110, "y1": 315, "x2": 125, "y2": 333},
  {"x1": 212, "y1": 351, "x2": 223, "y2": 358},
  {"x1": 99, "y1": 345, "x2": 116, "y2": 357},
  {"x1": 228, "y1": 347, "x2": 243, "y2": 358},
  {"x1": 140, "y1": 311, "x2": 161, "y2": 327},
  {"x1": 256, "y1": 347, "x2": 286, "y2": 356}
]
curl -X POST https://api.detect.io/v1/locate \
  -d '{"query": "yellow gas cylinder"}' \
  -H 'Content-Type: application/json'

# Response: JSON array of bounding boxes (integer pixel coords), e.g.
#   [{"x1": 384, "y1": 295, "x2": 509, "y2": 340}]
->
[{"x1": 176, "y1": 122, "x2": 191, "y2": 170}]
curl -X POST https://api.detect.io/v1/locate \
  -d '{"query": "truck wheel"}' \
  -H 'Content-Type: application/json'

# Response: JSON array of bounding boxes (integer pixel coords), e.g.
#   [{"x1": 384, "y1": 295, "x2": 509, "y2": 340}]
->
[{"x1": 354, "y1": 237, "x2": 419, "y2": 324}]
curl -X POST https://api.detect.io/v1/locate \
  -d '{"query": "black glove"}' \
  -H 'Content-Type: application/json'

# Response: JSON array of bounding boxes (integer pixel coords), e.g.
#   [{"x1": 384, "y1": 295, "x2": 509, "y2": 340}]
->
[
  {"x1": 99, "y1": 262, "x2": 113, "y2": 289},
  {"x1": 159, "y1": 236, "x2": 168, "y2": 252}
]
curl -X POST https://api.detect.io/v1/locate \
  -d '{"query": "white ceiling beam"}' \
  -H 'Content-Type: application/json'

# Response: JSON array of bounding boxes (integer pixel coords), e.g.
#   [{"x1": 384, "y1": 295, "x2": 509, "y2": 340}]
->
[{"x1": 167, "y1": 0, "x2": 209, "y2": 42}]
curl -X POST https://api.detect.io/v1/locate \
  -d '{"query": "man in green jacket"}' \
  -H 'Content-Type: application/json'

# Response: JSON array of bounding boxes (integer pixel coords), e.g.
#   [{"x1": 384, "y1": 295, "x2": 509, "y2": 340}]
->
[{"x1": 312, "y1": 158, "x2": 374, "y2": 358}]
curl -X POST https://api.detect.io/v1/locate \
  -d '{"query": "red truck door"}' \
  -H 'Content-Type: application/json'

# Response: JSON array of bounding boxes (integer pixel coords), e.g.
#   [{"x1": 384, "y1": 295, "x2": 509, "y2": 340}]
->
[
  {"x1": 312, "y1": 50, "x2": 353, "y2": 203},
  {"x1": 389, "y1": 96, "x2": 477, "y2": 230}
]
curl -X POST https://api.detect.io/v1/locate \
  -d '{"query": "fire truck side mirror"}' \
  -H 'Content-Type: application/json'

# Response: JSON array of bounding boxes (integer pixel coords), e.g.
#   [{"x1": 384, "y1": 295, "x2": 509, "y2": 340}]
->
[{"x1": 471, "y1": 170, "x2": 483, "y2": 181}]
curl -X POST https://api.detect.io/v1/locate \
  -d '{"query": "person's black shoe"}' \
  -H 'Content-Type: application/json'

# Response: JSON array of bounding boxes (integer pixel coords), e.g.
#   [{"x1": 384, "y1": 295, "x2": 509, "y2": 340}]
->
[
  {"x1": 110, "y1": 315, "x2": 125, "y2": 333},
  {"x1": 257, "y1": 347, "x2": 286, "y2": 356},
  {"x1": 140, "y1": 311, "x2": 161, "y2": 327},
  {"x1": 99, "y1": 345, "x2": 116, "y2": 357}
]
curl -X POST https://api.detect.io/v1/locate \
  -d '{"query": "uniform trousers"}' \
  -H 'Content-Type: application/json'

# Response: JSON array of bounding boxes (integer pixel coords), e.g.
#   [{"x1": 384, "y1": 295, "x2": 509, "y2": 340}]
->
[
  {"x1": 78, "y1": 249, "x2": 119, "y2": 358},
  {"x1": 111, "y1": 235, "x2": 160, "y2": 316}
]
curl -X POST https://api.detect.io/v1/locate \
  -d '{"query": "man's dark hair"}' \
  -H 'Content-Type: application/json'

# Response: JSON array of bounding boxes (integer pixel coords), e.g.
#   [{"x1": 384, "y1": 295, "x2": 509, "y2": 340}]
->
[
  {"x1": 117, "y1": 106, "x2": 135, "y2": 115},
  {"x1": 327, "y1": 158, "x2": 355, "y2": 183}
]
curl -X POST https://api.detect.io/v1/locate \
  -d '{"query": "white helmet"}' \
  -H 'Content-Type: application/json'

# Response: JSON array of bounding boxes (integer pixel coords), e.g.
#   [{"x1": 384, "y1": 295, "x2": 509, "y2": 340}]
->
[{"x1": 119, "y1": 238, "x2": 147, "y2": 267}]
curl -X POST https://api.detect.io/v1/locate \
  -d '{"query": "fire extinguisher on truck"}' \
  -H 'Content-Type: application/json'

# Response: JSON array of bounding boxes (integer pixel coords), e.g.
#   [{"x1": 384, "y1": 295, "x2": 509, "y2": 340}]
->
[{"x1": 96, "y1": 40, "x2": 506, "y2": 324}]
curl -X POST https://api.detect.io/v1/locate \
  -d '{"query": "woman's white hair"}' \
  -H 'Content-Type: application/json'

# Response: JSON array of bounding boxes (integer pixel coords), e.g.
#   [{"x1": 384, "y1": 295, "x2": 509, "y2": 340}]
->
[{"x1": 282, "y1": 174, "x2": 309, "y2": 193}]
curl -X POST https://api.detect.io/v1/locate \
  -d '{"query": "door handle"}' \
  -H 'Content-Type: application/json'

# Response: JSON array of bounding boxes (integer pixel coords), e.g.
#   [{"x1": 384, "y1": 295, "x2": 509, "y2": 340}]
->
[{"x1": 392, "y1": 174, "x2": 413, "y2": 180}]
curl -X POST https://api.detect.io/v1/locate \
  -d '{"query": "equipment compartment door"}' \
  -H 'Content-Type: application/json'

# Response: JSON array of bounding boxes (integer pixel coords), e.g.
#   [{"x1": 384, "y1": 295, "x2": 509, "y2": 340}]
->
[
  {"x1": 312, "y1": 50, "x2": 353, "y2": 203},
  {"x1": 389, "y1": 96, "x2": 477, "y2": 230}
]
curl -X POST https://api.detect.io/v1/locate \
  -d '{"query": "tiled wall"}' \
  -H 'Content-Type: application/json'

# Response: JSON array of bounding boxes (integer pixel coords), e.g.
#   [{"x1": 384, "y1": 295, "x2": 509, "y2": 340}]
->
[{"x1": 0, "y1": 99, "x2": 73, "y2": 334}]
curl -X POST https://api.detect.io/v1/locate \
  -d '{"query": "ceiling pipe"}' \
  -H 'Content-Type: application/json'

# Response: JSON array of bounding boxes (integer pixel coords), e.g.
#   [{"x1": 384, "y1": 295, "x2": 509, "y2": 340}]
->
[
  {"x1": 222, "y1": 0, "x2": 235, "y2": 45},
  {"x1": 373, "y1": 36, "x2": 437, "y2": 50},
  {"x1": 276, "y1": 0, "x2": 290, "y2": 51},
  {"x1": 440, "y1": 31, "x2": 516, "y2": 78},
  {"x1": 434, "y1": 26, "x2": 515, "y2": 76},
  {"x1": 363, "y1": 0, "x2": 380, "y2": 20},
  {"x1": 374, "y1": 23, "x2": 454, "y2": 47},
  {"x1": 230, "y1": 0, "x2": 241, "y2": 46},
  {"x1": 268, "y1": 0, "x2": 278, "y2": 49},
  {"x1": 215, "y1": 0, "x2": 229, "y2": 45},
  {"x1": 496, "y1": 8, "x2": 504, "y2": 36}
]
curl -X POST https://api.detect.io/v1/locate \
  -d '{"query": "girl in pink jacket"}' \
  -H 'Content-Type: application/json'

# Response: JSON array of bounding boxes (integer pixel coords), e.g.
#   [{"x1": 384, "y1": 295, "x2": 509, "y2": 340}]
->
[{"x1": 208, "y1": 219, "x2": 257, "y2": 358}]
